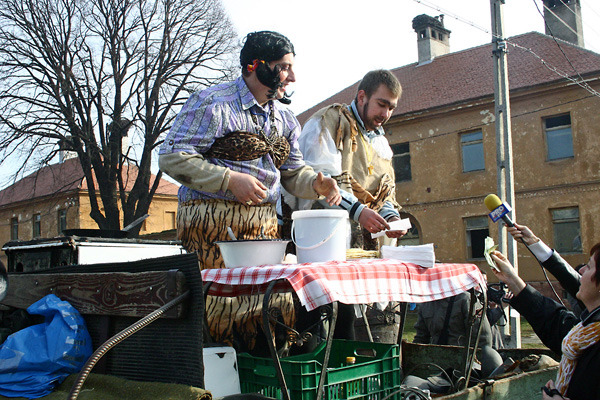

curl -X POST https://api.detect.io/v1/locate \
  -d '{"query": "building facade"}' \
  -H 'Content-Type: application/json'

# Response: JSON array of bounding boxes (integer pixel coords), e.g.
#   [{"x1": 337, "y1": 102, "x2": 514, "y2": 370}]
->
[
  {"x1": 298, "y1": 12, "x2": 600, "y2": 284},
  {"x1": 0, "y1": 158, "x2": 179, "y2": 266}
]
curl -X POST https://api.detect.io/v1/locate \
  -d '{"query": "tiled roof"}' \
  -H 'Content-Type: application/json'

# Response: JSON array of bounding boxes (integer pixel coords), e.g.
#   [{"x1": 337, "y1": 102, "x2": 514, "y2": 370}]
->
[
  {"x1": 298, "y1": 32, "x2": 600, "y2": 124},
  {"x1": 0, "y1": 157, "x2": 178, "y2": 207}
]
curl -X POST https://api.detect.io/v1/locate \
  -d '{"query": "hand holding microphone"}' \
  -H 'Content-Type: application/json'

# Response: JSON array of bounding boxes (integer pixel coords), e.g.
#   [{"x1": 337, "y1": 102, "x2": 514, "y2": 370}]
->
[
  {"x1": 506, "y1": 224, "x2": 540, "y2": 246},
  {"x1": 484, "y1": 194, "x2": 514, "y2": 227},
  {"x1": 484, "y1": 194, "x2": 531, "y2": 248}
]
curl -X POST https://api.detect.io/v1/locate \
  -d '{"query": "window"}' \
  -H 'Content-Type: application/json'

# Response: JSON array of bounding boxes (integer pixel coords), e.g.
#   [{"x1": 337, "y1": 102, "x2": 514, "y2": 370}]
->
[
  {"x1": 465, "y1": 216, "x2": 489, "y2": 259},
  {"x1": 165, "y1": 211, "x2": 176, "y2": 230},
  {"x1": 461, "y1": 131, "x2": 485, "y2": 172},
  {"x1": 10, "y1": 217, "x2": 18, "y2": 240},
  {"x1": 398, "y1": 226, "x2": 421, "y2": 246},
  {"x1": 33, "y1": 213, "x2": 41, "y2": 238},
  {"x1": 391, "y1": 142, "x2": 411, "y2": 182},
  {"x1": 545, "y1": 114, "x2": 573, "y2": 161},
  {"x1": 552, "y1": 207, "x2": 581, "y2": 253},
  {"x1": 57, "y1": 209, "x2": 67, "y2": 235}
]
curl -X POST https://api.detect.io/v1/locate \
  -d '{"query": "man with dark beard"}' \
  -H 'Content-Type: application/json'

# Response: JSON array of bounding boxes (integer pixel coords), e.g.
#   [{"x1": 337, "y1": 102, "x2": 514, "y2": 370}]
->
[
  {"x1": 292, "y1": 69, "x2": 407, "y2": 251},
  {"x1": 286, "y1": 70, "x2": 407, "y2": 343}
]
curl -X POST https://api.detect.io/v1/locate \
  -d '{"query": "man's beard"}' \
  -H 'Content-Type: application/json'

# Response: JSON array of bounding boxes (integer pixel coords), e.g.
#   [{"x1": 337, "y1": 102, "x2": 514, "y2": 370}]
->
[
  {"x1": 361, "y1": 100, "x2": 385, "y2": 131},
  {"x1": 361, "y1": 101, "x2": 376, "y2": 131}
]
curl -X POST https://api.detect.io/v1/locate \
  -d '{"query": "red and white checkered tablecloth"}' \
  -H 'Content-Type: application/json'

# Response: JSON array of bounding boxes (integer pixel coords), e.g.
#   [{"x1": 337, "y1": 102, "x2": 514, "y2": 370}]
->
[{"x1": 202, "y1": 258, "x2": 486, "y2": 311}]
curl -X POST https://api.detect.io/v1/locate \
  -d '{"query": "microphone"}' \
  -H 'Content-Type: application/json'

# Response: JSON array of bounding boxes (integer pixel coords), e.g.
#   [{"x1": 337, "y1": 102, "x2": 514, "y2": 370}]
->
[{"x1": 484, "y1": 194, "x2": 514, "y2": 227}]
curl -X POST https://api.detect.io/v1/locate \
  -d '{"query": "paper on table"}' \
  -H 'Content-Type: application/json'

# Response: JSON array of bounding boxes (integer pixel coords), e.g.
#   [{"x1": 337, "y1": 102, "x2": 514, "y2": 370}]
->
[
  {"x1": 380, "y1": 243, "x2": 436, "y2": 268},
  {"x1": 370, "y1": 218, "x2": 412, "y2": 239},
  {"x1": 484, "y1": 236, "x2": 499, "y2": 272}
]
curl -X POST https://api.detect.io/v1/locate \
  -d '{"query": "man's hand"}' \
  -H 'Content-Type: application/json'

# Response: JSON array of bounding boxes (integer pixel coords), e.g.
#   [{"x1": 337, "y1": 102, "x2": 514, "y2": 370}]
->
[
  {"x1": 228, "y1": 170, "x2": 267, "y2": 205},
  {"x1": 313, "y1": 172, "x2": 341, "y2": 206},
  {"x1": 507, "y1": 223, "x2": 540, "y2": 246},
  {"x1": 384, "y1": 216, "x2": 408, "y2": 239},
  {"x1": 358, "y1": 208, "x2": 389, "y2": 234}
]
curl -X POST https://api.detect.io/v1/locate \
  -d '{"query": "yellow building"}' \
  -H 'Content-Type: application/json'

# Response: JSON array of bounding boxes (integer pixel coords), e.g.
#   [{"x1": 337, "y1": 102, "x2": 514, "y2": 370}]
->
[
  {"x1": 298, "y1": 13, "x2": 600, "y2": 287},
  {"x1": 0, "y1": 157, "x2": 179, "y2": 266}
]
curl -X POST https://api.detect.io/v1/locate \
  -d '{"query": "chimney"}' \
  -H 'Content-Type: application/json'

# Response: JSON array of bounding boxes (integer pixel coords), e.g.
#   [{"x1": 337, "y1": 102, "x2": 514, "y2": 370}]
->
[
  {"x1": 543, "y1": 0, "x2": 584, "y2": 47},
  {"x1": 58, "y1": 136, "x2": 77, "y2": 163},
  {"x1": 412, "y1": 14, "x2": 451, "y2": 65}
]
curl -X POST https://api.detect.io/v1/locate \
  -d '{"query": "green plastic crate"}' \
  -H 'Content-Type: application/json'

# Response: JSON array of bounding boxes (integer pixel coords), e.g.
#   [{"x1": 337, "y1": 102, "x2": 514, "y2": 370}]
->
[{"x1": 237, "y1": 340, "x2": 402, "y2": 400}]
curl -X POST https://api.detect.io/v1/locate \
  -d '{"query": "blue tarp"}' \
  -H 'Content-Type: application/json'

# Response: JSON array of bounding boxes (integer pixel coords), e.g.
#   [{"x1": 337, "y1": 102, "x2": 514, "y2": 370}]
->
[{"x1": 0, "y1": 294, "x2": 92, "y2": 398}]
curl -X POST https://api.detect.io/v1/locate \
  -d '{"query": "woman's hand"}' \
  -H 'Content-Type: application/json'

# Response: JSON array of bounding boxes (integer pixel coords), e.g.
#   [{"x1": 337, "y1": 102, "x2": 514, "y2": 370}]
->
[
  {"x1": 507, "y1": 223, "x2": 540, "y2": 246},
  {"x1": 490, "y1": 251, "x2": 527, "y2": 296},
  {"x1": 313, "y1": 172, "x2": 341, "y2": 206},
  {"x1": 542, "y1": 380, "x2": 568, "y2": 399}
]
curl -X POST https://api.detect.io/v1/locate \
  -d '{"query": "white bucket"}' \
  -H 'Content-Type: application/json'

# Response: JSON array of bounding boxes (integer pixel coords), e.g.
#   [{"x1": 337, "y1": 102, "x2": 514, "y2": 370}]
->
[{"x1": 291, "y1": 209, "x2": 348, "y2": 263}]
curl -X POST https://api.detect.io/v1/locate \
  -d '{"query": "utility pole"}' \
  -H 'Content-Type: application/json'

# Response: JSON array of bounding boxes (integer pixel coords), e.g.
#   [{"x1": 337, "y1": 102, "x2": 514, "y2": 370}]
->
[{"x1": 490, "y1": 0, "x2": 521, "y2": 348}]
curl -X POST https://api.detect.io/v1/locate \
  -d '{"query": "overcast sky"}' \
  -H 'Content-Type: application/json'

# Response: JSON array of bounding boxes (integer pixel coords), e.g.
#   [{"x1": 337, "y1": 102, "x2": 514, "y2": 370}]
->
[{"x1": 220, "y1": 0, "x2": 600, "y2": 115}]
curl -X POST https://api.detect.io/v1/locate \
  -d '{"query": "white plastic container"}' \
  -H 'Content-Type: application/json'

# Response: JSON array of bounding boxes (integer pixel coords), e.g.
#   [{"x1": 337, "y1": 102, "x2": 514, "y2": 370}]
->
[
  {"x1": 291, "y1": 209, "x2": 348, "y2": 263},
  {"x1": 215, "y1": 239, "x2": 289, "y2": 268},
  {"x1": 203, "y1": 346, "x2": 241, "y2": 397}
]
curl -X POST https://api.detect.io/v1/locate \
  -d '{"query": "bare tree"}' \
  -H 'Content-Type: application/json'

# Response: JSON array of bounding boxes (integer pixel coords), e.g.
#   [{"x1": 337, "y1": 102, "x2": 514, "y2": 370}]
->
[{"x1": 0, "y1": 0, "x2": 238, "y2": 230}]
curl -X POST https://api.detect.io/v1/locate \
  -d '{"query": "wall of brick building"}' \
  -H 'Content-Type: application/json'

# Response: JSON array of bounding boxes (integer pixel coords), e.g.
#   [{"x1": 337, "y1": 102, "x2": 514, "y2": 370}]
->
[
  {"x1": 1, "y1": 190, "x2": 179, "y2": 266},
  {"x1": 385, "y1": 81, "x2": 600, "y2": 284}
]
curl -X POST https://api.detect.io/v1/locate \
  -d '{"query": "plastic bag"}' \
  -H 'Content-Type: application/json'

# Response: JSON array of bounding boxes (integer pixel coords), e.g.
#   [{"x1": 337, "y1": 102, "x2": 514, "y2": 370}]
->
[{"x1": 0, "y1": 294, "x2": 93, "y2": 398}]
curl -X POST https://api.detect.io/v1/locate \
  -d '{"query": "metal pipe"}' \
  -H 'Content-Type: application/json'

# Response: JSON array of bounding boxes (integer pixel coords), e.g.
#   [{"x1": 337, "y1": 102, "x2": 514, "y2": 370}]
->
[{"x1": 67, "y1": 290, "x2": 190, "y2": 400}]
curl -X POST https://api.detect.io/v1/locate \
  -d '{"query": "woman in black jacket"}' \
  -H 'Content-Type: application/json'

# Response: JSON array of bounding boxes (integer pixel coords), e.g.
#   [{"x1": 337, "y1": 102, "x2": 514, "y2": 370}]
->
[{"x1": 490, "y1": 234, "x2": 600, "y2": 400}]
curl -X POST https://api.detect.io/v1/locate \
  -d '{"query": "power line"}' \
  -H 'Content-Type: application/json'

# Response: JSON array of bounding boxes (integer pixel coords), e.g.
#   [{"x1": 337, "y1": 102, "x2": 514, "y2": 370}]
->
[
  {"x1": 396, "y1": 93, "x2": 595, "y2": 146},
  {"x1": 555, "y1": 0, "x2": 600, "y2": 37},
  {"x1": 581, "y1": 0, "x2": 600, "y2": 20},
  {"x1": 411, "y1": 0, "x2": 600, "y2": 99},
  {"x1": 411, "y1": 0, "x2": 493, "y2": 36},
  {"x1": 531, "y1": 0, "x2": 600, "y2": 97},
  {"x1": 541, "y1": 2, "x2": 579, "y2": 37}
]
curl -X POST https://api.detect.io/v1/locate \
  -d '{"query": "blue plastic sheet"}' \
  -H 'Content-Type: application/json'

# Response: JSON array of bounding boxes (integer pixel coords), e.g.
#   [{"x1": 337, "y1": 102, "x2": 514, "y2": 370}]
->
[{"x1": 0, "y1": 294, "x2": 92, "y2": 398}]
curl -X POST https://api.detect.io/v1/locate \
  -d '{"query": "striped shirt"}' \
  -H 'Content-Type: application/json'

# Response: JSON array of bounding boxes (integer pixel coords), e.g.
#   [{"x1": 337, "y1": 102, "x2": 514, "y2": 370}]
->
[{"x1": 160, "y1": 76, "x2": 305, "y2": 204}]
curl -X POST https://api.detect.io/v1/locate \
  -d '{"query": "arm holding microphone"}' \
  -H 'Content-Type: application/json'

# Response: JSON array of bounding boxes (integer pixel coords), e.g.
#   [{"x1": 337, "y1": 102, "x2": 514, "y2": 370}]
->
[
  {"x1": 484, "y1": 194, "x2": 579, "y2": 306},
  {"x1": 507, "y1": 223, "x2": 582, "y2": 305}
]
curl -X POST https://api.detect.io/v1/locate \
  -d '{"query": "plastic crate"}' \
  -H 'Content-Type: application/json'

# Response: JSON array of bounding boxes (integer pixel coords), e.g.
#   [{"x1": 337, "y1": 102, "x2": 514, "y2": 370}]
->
[{"x1": 238, "y1": 340, "x2": 402, "y2": 400}]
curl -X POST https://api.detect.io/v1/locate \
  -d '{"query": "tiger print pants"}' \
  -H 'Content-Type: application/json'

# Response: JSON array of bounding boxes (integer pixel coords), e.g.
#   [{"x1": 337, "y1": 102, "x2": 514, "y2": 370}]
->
[{"x1": 177, "y1": 199, "x2": 296, "y2": 354}]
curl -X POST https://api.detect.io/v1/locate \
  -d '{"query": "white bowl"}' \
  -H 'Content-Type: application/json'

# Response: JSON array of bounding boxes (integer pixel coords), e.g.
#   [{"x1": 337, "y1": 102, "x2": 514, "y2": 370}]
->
[{"x1": 215, "y1": 239, "x2": 290, "y2": 268}]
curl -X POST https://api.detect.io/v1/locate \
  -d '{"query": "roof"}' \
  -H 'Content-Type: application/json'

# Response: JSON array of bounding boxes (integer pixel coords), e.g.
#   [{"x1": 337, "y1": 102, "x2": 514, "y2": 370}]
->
[
  {"x1": 0, "y1": 157, "x2": 179, "y2": 207},
  {"x1": 298, "y1": 32, "x2": 600, "y2": 124}
]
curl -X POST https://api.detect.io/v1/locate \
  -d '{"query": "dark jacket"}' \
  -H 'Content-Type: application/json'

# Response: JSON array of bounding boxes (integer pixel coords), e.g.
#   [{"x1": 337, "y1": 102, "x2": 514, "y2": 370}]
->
[
  {"x1": 542, "y1": 252, "x2": 583, "y2": 304},
  {"x1": 511, "y1": 272, "x2": 600, "y2": 399},
  {"x1": 413, "y1": 292, "x2": 492, "y2": 347}
]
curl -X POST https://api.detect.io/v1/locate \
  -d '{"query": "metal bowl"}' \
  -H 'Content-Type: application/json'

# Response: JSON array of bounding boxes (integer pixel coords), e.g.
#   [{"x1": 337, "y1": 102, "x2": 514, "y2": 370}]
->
[{"x1": 215, "y1": 239, "x2": 290, "y2": 268}]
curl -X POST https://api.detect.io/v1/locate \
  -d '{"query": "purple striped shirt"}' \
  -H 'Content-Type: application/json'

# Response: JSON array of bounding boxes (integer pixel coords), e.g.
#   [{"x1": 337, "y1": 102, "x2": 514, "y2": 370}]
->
[{"x1": 160, "y1": 76, "x2": 305, "y2": 204}]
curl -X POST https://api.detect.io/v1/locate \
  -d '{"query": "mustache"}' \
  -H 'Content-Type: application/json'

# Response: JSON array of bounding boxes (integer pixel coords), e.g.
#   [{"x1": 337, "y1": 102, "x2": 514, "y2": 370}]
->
[{"x1": 278, "y1": 90, "x2": 294, "y2": 105}]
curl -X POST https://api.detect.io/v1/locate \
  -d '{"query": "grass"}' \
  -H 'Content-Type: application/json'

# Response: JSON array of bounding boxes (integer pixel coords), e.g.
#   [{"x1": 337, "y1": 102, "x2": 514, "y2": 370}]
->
[{"x1": 401, "y1": 311, "x2": 547, "y2": 349}]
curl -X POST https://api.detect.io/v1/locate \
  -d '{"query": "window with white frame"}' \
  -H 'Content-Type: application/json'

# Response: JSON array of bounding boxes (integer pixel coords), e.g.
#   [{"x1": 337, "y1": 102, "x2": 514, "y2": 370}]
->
[
  {"x1": 552, "y1": 207, "x2": 581, "y2": 253},
  {"x1": 461, "y1": 131, "x2": 485, "y2": 172},
  {"x1": 544, "y1": 114, "x2": 573, "y2": 161}
]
